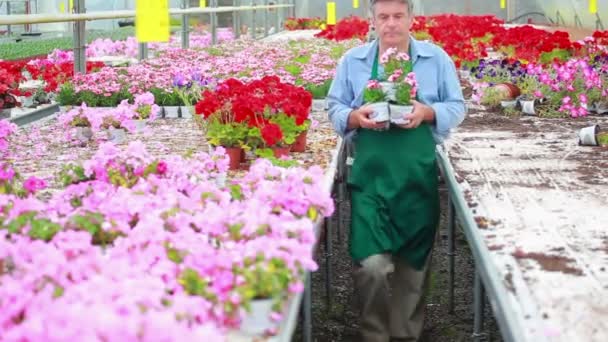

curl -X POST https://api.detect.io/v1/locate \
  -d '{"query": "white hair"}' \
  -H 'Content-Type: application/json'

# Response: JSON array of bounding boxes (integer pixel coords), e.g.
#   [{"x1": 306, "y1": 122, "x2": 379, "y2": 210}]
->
[{"x1": 370, "y1": 0, "x2": 414, "y2": 15}]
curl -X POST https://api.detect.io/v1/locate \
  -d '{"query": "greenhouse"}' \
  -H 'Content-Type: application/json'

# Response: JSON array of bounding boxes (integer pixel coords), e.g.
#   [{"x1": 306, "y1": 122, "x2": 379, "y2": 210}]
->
[{"x1": 1, "y1": 0, "x2": 607, "y2": 341}]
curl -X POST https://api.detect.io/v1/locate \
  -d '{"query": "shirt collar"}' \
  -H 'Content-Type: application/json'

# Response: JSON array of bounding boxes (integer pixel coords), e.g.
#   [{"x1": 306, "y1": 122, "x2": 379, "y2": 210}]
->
[{"x1": 352, "y1": 36, "x2": 434, "y2": 63}]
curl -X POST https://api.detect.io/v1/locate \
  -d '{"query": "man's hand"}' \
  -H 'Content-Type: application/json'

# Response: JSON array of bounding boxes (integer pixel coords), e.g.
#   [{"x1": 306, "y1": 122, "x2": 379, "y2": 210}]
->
[
  {"x1": 348, "y1": 105, "x2": 387, "y2": 130},
  {"x1": 397, "y1": 100, "x2": 436, "y2": 129}
]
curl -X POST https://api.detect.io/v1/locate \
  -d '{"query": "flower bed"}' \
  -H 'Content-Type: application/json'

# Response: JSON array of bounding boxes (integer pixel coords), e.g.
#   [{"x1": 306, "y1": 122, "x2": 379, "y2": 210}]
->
[{"x1": 0, "y1": 99, "x2": 338, "y2": 339}]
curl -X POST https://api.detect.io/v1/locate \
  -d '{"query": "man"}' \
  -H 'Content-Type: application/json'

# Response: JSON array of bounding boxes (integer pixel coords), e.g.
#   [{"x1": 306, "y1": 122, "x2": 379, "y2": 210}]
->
[{"x1": 327, "y1": 1, "x2": 465, "y2": 341}]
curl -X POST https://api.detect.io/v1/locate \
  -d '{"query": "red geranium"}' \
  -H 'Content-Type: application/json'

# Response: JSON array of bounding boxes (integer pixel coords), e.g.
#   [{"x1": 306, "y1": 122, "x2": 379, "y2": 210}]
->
[
  {"x1": 261, "y1": 122, "x2": 283, "y2": 146},
  {"x1": 315, "y1": 16, "x2": 369, "y2": 41}
]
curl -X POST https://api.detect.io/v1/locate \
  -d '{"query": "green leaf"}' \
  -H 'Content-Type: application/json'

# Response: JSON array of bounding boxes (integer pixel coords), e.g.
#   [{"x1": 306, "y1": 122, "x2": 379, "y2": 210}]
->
[
  {"x1": 229, "y1": 184, "x2": 243, "y2": 200},
  {"x1": 53, "y1": 285, "x2": 65, "y2": 298},
  {"x1": 28, "y1": 219, "x2": 61, "y2": 242}
]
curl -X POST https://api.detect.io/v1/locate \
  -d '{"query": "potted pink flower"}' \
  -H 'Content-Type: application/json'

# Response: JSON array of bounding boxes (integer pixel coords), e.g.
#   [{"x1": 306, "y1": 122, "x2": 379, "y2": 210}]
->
[{"x1": 363, "y1": 80, "x2": 389, "y2": 123}]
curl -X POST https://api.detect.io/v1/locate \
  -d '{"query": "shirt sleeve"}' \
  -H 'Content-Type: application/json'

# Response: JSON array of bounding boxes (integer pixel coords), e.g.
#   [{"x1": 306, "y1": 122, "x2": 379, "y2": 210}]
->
[
  {"x1": 327, "y1": 56, "x2": 355, "y2": 137},
  {"x1": 430, "y1": 52, "x2": 466, "y2": 138}
]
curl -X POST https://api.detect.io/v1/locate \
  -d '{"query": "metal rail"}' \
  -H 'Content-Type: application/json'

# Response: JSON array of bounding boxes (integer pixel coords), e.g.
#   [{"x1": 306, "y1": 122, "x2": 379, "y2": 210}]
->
[
  {"x1": 9, "y1": 103, "x2": 59, "y2": 126},
  {"x1": 0, "y1": 2, "x2": 294, "y2": 73},
  {"x1": 0, "y1": 5, "x2": 293, "y2": 25},
  {"x1": 435, "y1": 146, "x2": 541, "y2": 342}
]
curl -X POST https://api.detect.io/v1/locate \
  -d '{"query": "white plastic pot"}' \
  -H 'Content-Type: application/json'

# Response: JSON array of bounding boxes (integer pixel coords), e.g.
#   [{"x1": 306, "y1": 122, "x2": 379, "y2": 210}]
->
[
  {"x1": 240, "y1": 298, "x2": 275, "y2": 336},
  {"x1": 108, "y1": 127, "x2": 126, "y2": 144},
  {"x1": 134, "y1": 120, "x2": 147, "y2": 132},
  {"x1": 163, "y1": 106, "x2": 180, "y2": 118},
  {"x1": 579, "y1": 124, "x2": 600, "y2": 146},
  {"x1": 180, "y1": 106, "x2": 194, "y2": 119},
  {"x1": 369, "y1": 101, "x2": 390, "y2": 123},
  {"x1": 500, "y1": 99, "x2": 518, "y2": 108},
  {"x1": 74, "y1": 126, "x2": 93, "y2": 142},
  {"x1": 215, "y1": 172, "x2": 227, "y2": 188},
  {"x1": 520, "y1": 99, "x2": 537, "y2": 115},
  {"x1": 389, "y1": 104, "x2": 413, "y2": 125},
  {"x1": 380, "y1": 82, "x2": 396, "y2": 101}
]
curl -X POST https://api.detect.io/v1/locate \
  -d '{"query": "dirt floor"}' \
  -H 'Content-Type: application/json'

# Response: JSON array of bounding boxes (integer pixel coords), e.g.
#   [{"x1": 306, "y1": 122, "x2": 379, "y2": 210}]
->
[{"x1": 294, "y1": 185, "x2": 503, "y2": 342}]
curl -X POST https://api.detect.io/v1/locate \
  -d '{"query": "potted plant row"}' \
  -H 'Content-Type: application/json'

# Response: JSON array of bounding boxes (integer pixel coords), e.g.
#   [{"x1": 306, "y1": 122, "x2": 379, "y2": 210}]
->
[{"x1": 194, "y1": 76, "x2": 312, "y2": 170}]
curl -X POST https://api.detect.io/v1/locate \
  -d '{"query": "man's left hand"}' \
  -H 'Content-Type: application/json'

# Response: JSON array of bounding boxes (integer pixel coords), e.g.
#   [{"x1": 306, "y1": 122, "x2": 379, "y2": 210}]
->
[{"x1": 397, "y1": 100, "x2": 435, "y2": 129}]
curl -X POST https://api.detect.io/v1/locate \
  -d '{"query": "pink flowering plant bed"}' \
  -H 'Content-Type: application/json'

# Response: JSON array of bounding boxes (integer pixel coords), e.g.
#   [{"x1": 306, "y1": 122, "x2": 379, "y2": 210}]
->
[
  {"x1": 55, "y1": 38, "x2": 360, "y2": 107},
  {"x1": 0, "y1": 109, "x2": 337, "y2": 339}
]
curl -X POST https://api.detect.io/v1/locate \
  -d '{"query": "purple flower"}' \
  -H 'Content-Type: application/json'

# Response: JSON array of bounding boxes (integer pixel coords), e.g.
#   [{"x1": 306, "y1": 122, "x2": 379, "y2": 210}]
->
[{"x1": 172, "y1": 73, "x2": 187, "y2": 88}]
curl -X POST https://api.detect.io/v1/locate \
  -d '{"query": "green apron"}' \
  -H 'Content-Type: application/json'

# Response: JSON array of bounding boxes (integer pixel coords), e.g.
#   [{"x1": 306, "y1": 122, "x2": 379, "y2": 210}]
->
[{"x1": 348, "y1": 47, "x2": 440, "y2": 270}]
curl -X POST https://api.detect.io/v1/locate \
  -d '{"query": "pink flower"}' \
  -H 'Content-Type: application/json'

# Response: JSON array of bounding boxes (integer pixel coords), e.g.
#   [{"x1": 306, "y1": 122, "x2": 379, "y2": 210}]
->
[
  {"x1": 0, "y1": 163, "x2": 15, "y2": 181},
  {"x1": 366, "y1": 80, "x2": 381, "y2": 89},
  {"x1": 156, "y1": 161, "x2": 168, "y2": 175},
  {"x1": 23, "y1": 176, "x2": 47, "y2": 194}
]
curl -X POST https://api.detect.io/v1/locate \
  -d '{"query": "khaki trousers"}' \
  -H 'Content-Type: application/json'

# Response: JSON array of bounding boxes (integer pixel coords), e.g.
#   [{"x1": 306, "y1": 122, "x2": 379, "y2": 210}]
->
[{"x1": 354, "y1": 253, "x2": 432, "y2": 342}]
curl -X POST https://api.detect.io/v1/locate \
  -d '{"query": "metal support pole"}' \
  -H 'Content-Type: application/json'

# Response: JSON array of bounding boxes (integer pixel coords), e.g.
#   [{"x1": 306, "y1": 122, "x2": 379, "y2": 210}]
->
[
  {"x1": 324, "y1": 215, "x2": 333, "y2": 311},
  {"x1": 336, "y1": 147, "x2": 345, "y2": 244},
  {"x1": 473, "y1": 269, "x2": 486, "y2": 342},
  {"x1": 574, "y1": 13, "x2": 582, "y2": 28},
  {"x1": 211, "y1": 0, "x2": 217, "y2": 44},
  {"x1": 447, "y1": 192, "x2": 456, "y2": 314},
  {"x1": 596, "y1": 13, "x2": 605, "y2": 30},
  {"x1": 233, "y1": 0, "x2": 240, "y2": 38},
  {"x1": 6, "y1": 1, "x2": 11, "y2": 36},
  {"x1": 275, "y1": 0, "x2": 280, "y2": 34},
  {"x1": 263, "y1": 0, "x2": 269, "y2": 37},
  {"x1": 251, "y1": 2, "x2": 257, "y2": 39},
  {"x1": 73, "y1": 0, "x2": 86, "y2": 74},
  {"x1": 138, "y1": 43, "x2": 148, "y2": 61},
  {"x1": 303, "y1": 271, "x2": 312, "y2": 342},
  {"x1": 180, "y1": 0, "x2": 189, "y2": 49}
]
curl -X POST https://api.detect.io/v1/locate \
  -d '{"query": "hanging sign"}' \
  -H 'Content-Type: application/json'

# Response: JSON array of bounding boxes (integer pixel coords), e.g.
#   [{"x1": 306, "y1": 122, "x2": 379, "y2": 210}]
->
[
  {"x1": 353, "y1": 0, "x2": 359, "y2": 9},
  {"x1": 500, "y1": 0, "x2": 506, "y2": 9},
  {"x1": 327, "y1": 2, "x2": 336, "y2": 25},
  {"x1": 136, "y1": 0, "x2": 170, "y2": 42},
  {"x1": 589, "y1": 0, "x2": 597, "y2": 13},
  {"x1": 200, "y1": 0, "x2": 206, "y2": 7}
]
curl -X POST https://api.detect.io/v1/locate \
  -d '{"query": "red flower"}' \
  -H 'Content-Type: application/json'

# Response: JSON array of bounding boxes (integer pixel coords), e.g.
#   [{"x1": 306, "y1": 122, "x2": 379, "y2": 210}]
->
[{"x1": 261, "y1": 123, "x2": 283, "y2": 146}]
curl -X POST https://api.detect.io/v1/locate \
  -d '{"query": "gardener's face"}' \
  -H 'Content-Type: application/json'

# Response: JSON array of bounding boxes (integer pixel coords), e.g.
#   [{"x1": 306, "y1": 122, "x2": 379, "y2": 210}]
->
[{"x1": 372, "y1": 1, "x2": 412, "y2": 46}]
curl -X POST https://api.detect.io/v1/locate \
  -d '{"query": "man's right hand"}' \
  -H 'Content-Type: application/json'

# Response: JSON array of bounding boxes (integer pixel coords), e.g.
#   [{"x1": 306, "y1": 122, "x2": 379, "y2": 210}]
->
[{"x1": 347, "y1": 105, "x2": 387, "y2": 130}]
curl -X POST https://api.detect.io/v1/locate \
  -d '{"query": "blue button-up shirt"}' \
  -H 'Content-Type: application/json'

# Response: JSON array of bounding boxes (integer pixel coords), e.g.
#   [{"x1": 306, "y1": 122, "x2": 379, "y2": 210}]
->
[{"x1": 327, "y1": 37, "x2": 466, "y2": 144}]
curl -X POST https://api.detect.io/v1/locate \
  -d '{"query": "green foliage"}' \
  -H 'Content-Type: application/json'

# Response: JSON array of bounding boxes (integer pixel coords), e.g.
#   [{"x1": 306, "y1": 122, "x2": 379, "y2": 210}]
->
[
  {"x1": 363, "y1": 87, "x2": 386, "y2": 103},
  {"x1": 539, "y1": 48, "x2": 571, "y2": 64},
  {"x1": 149, "y1": 87, "x2": 182, "y2": 106},
  {"x1": 165, "y1": 243, "x2": 186, "y2": 264},
  {"x1": 57, "y1": 164, "x2": 90, "y2": 187},
  {"x1": 293, "y1": 55, "x2": 311, "y2": 64},
  {"x1": 394, "y1": 82, "x2": 412, "y2": 105},
  {"x1": 329, "y1": 45, "x2": 347, "y2": 60},
  {"x1": 56, "y1": 83, "x2": 77, "y2": 106},
  {"x1": 283, "y1": 63, "x2": 302, "y2": 77},
  {"x1": 480, "y1": 87, "x2": 507, "y2": 107},
  {"x1": 57, "y1": 84, "x2": 134, "y2": 107},
  {"x1": 305, "y1": 79, "x2": 332, "y2": 99},
  {"x1": 515, "y1": 75, "x2": 543, "y2": 99},
  {"x1": 205, "y1": 117, "x2": 250, "y2": 148},
  {"x1": 597, "y1": 133, "x2": 608, "y2": 146},
  {"x1": 269, "y1": 112, "x2": 299, "y2": 145},
  {"x1": 2, "y1": 211, "x2": 61, "y2": 242},
  {"x1": 205, "y1": 46, "x2": 225, "y2": 57},
  {"x1": 238, "y1": 258, "x2": 292, "y2": 302},
  {"x1": 253, "y1": 149, "x2": 300, "y2": 168},
  {"x1": 28, "y1": 218, "x2": 62, "y2": 242},
  {"x1": 229, "y1": 184, "x2": 244, "y2": 201},
  {"x1": 0, "y1": 28, "x2": 135, "y2": 60}
]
